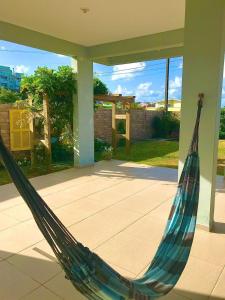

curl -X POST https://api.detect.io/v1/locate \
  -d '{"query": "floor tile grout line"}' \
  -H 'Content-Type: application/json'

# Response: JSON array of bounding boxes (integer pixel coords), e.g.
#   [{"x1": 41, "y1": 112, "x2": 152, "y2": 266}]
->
[
  {"x1": 0, "y1": 177, "x2": 131, "y2": 233},
  {"x1": 66, "y1": 179, "x2": 169, "y2": 231},
  {"x1": 210, "y1": 264, "x2": 225, "y2": 296},
  {"x1": 0, "y1": 185, "x2": 171, "y2": 263},
  {"x1": 0, "y1": 172, "x2": 108, "y2": 213},
  {"x1": 103, "y1": 260, "x2": 137, "y2": 277},
  {"x1": 0, "y1": 180, "x2": 175, "y2": 271},
  {"x1": 0, "y1": 173, "x2": 129, "y2": 215},
  {"x1": 93, "y1": 196, "x2": 173, "y2": 251},
  {"x1": 0, "y1": 179, "x2": 171, "y2": 245},
  {"x1": 19, "y1": 276, "x2": 64, "y2": 300},
  {"x1": 0, "y1": 237, "x2": 45, "y2": 261}
]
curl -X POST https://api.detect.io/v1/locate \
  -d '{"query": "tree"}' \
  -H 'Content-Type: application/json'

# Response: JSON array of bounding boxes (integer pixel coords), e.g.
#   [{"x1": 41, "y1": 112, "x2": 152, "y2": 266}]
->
[
  {"x1": 0, "y1": 87, "x2": 20, "y2": 104},
  {"x1": 21, "y1": 66, "x2": 109, "y2": 139},
  {"x1": 94, "y1": 77, "x2": 109, "y2": 95}
]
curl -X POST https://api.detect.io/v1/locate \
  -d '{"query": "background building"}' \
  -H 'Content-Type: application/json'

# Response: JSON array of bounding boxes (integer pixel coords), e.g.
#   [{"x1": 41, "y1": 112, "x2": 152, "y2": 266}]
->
[
  {"x1": 0, "y1": 66, "x2": 22, "y2": 91},
  {"x1": 147, "y1": 99, "x2": 181, "y2": 111}
]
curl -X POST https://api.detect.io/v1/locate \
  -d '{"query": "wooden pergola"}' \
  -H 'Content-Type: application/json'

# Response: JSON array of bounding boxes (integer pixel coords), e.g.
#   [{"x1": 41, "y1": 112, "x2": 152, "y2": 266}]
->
[{"x1": 94, "y1": 94, "x2": 135, "y2": 153}]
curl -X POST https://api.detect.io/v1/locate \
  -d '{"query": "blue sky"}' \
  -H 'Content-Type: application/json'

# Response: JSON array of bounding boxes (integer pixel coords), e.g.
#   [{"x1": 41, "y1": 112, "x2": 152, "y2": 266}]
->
[{"x1": 0, "y1": 40, "x2": 224, "y2": 106}]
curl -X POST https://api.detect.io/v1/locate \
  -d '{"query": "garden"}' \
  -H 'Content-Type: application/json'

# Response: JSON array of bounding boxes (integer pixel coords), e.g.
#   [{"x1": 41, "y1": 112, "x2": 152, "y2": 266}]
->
[{"x1": 0, "y1": 65, "x2": 225, "y2": 185}]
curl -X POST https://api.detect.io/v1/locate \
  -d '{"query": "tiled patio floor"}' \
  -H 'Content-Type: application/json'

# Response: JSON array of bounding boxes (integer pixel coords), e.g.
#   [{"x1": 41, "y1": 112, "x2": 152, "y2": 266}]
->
[{"x1": 0, "y1": 160, "x2": 225, "y2": 300}]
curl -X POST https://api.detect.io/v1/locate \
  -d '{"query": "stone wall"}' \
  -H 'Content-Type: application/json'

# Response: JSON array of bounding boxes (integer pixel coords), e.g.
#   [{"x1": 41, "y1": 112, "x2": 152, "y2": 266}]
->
[{"x1": 0, "y1": 104, "x2": 11, "y2": 148}]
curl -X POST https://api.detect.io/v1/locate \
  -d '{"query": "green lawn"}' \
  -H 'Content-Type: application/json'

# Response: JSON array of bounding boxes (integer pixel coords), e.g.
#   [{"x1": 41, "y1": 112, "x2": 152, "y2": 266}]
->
[
  {"x1": 114, "y1": 140, "x2": 225, "y2": 176},
  {"x1": 0, "y1": 163, "x2": 73, "y2": 186},
  {"x1": 0, "y1": 140, "x2": 224, "y2": 186}
]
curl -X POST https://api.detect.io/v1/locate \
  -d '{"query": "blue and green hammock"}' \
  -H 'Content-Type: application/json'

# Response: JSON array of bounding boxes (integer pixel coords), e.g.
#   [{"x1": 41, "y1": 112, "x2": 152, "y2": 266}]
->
[{"x1": 0, "y1": 98, "x2": 203, "y2": 299}]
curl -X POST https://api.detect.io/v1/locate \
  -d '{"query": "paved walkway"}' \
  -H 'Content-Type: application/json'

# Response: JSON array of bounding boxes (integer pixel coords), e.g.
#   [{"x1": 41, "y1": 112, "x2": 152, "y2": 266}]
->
[{"x1": 0, "y1": 160, "x2": 224, "y2": 299}]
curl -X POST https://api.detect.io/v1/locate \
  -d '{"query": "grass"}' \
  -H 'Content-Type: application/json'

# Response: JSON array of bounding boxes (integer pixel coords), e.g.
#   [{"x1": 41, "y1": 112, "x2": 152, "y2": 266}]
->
[
  {"x1": 0, "y1": 140, "x2": 224, "y2": 186},
  {"x1": 114, "y1": 139, "x2": 225, "y2": 176},
  {"x1": 0, "y1": 162, "x2": 73, "y2": 186}
]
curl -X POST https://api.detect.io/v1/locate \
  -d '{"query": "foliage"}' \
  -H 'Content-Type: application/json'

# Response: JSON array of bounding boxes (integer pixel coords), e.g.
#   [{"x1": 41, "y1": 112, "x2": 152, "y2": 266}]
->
[
  {"x1": 0, "y1": 87, "x2": 20, "y2": 104},
  {"x1": 32, "y1": 142, "x2": 50, "y2": 166},
  {"x1": 117, "y1": 120, "x2": 126, "y2": 134},
  {"x1": 94, "y1": 77, "x2": 109, "y2": 95},
  {"x1": 100, "y1": 146, "x2": 113, "y2": 160},
  {"x1": 21, "y1": 67, "x2": 109, "y2": 145},
  {"x1": 93, "y1": 77, "x2": 109, "y2": 111},
  {"x1": 130, "y1": 102, "x2": 145, "y2": 110},
  {"x1": 21, "y1": 66, "x2": 76, "y2": 139},
  {"x1": 94, "y1": 138, "x2": 113, "y2": 160},
  {"x1": 219, "y1": 108, "x2": 225, "y2": 139},
  {"x1": 52, "y1": 141, "x2": 74, "y2": 163},
  {"x1": 94, "y1": 138, "x2": 110, "y2": 152},
  {"x1": 151, "y1": 112, "x2": 180, "y2": 139}
]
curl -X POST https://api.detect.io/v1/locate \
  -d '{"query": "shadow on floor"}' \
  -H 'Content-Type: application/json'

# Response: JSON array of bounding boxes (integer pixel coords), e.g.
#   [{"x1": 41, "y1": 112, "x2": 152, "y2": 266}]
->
[
  {"x1": 0, "y1": 249, "x2": 224, "y2": 300},
  {"x1": 0, "y1": 160, "x2": 178, "y2": 204},
  {"x1": 213, "y1": 222, "x2": 225, "y2": 234}
]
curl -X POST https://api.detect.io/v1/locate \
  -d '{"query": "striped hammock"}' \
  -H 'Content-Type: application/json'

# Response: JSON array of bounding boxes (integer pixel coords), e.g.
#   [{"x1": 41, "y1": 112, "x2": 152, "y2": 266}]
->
[{"x1": 0, "y1": 99, "x2": 202, "y2": 300}]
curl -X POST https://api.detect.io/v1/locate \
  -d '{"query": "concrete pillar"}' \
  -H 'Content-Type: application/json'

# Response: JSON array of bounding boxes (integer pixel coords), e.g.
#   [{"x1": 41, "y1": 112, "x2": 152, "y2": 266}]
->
[
  {"x1": 72, "y1": 57, "x2": 94, "y2": 167},
  {"x1": 179, "y1": 0, "x2": 225, "y2": 230}
]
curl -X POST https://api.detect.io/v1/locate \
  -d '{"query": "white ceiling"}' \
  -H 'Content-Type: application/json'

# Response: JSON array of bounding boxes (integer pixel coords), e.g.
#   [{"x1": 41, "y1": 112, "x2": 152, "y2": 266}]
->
[{"x1": 0, "y1": 0, "x2": 185, "y2": 46}]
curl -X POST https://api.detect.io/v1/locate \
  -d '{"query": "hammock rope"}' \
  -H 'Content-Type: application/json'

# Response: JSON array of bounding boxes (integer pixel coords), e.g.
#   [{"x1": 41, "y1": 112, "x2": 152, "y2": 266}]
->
[{"x1": 0, "y1": 97, "x2": 203, "y2": 300}]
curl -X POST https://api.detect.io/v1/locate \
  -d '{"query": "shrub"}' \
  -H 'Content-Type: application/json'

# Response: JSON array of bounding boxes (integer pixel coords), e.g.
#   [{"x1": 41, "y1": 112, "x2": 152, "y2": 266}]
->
[
  {"x1": 219, "y1": 108, "x2": 225, "y2": 139},
  {"x1": 51, "y1": 142, "x2": 73, "y2": 163},
  {"x1": 117, "y1": 120, "x2": 125, "y2": 134},
  {"x1": 94, "y1": 138, "x2": 113, "y2": 161},
  {"x1": 94, "y1": 138, "x2": 110, "y2": 152},
  {"x1": 151, "y1": 112, "x2": 180, "y2": 139},
  {"x1": 0, "y1": 87, "x2": 20, "y2": 104},
  {"x1": 100, "y1": 146, "x2": 113, "y2": 160}
]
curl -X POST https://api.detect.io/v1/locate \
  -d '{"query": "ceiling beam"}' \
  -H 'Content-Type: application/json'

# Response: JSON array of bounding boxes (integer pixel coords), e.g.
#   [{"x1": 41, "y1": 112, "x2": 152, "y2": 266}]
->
[
  {"x1": 0, "y1": 21, "x2": 184, "y2": 65},
  {"x1": 0, "y1": 21, "x2": 88, "y2": 57},
  {"x1": 88, "y1": 29, "x2": 184, "y2": 60},
  {"x1": 101, "y1": 46, "x2": 183, "y2": 66}
]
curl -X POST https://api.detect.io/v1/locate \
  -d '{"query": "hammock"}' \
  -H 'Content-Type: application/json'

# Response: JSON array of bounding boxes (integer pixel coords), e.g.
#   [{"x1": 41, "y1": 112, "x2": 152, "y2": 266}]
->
[{"x1": 0, "y1": 98, "x2": 202, "y2": 300}]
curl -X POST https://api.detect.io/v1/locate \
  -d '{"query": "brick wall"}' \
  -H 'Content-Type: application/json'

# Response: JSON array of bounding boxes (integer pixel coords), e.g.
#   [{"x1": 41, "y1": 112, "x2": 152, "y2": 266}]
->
[
  {"x1": 0, "y1": 105, "x2": 164, "y2": 150},
  {"x1": 0, "y1": 104, "x2": 11, "y2": 148},
  {"x1": 94, "y1": 109, "x2": 112, "y2": 143},
  {"x1": 94, "y1": 109, "x2": 163, "y2": 143}
]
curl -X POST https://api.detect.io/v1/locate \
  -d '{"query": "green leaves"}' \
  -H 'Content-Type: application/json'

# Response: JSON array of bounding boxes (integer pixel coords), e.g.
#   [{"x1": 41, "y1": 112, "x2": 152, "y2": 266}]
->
[{"x1": 0, "y1": 87, "x2": 20, "y2": 104}]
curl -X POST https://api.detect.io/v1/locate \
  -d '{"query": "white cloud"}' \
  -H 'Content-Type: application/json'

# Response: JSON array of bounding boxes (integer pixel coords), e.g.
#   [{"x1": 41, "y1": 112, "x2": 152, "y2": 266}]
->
[
  {"x1": 14, "y1": 65, "x2": 29, "y2": 74},
  {"x1": 113, "y1": 84, "x2": 133, "y2": 96},
  {"x1": 112, "y1": 62, "x2": 146, "y2": 81},
  {"x1": 135, "y1": 82, "x2": 163, "y2": 100},
  {"x1": 168, "y1": 76, "x2": 182, "y2": 99},
  {"x1": 178, "y1": 62, "x2": 183, "y2": 69},
  {"x1": 169, "y1": 88, "x2": 177, "y2": 96},
  {"x1": 136, "y1": 82, "x2": 152, "y2": 98},
  {"x1": 56, "y1": 54, "x2": 66, "y2": 58},
  {"x1": 170, "y1": 76, "x2": 182, "y2": 89},
  {"x1": 0, "y1": 46, "x2": 6, "y2": 50}
]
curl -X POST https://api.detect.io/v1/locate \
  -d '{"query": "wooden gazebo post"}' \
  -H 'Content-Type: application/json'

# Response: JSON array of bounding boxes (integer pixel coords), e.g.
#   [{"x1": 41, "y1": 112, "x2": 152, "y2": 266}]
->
[
  {"x1": 43, "y1": 93, "x2": 52, "y2": 166},
  {"x1": 28, "y1": 96, "x2": 35, "y2": 167},
  {"x1": 94, "y1": 94, "x2": 135, "y2": 154}
]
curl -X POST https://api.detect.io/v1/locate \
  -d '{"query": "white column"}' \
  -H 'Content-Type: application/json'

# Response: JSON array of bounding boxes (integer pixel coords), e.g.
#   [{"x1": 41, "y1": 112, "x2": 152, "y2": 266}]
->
[
  {"x1": 72, "y1": 57, "x2": 94, "y2": 167},
  {"x1": 179, "y1": 0, "x2": 225, "y2": 230}
]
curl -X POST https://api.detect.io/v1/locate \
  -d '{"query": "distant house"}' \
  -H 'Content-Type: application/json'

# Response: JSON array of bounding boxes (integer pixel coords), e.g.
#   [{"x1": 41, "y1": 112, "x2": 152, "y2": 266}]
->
[
  {"x1": 147, "y1": 99, "x2": 181, "y2": 112},
  {"x1": 0, "y1": 66, "x2": 23, "y2": 91}
]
